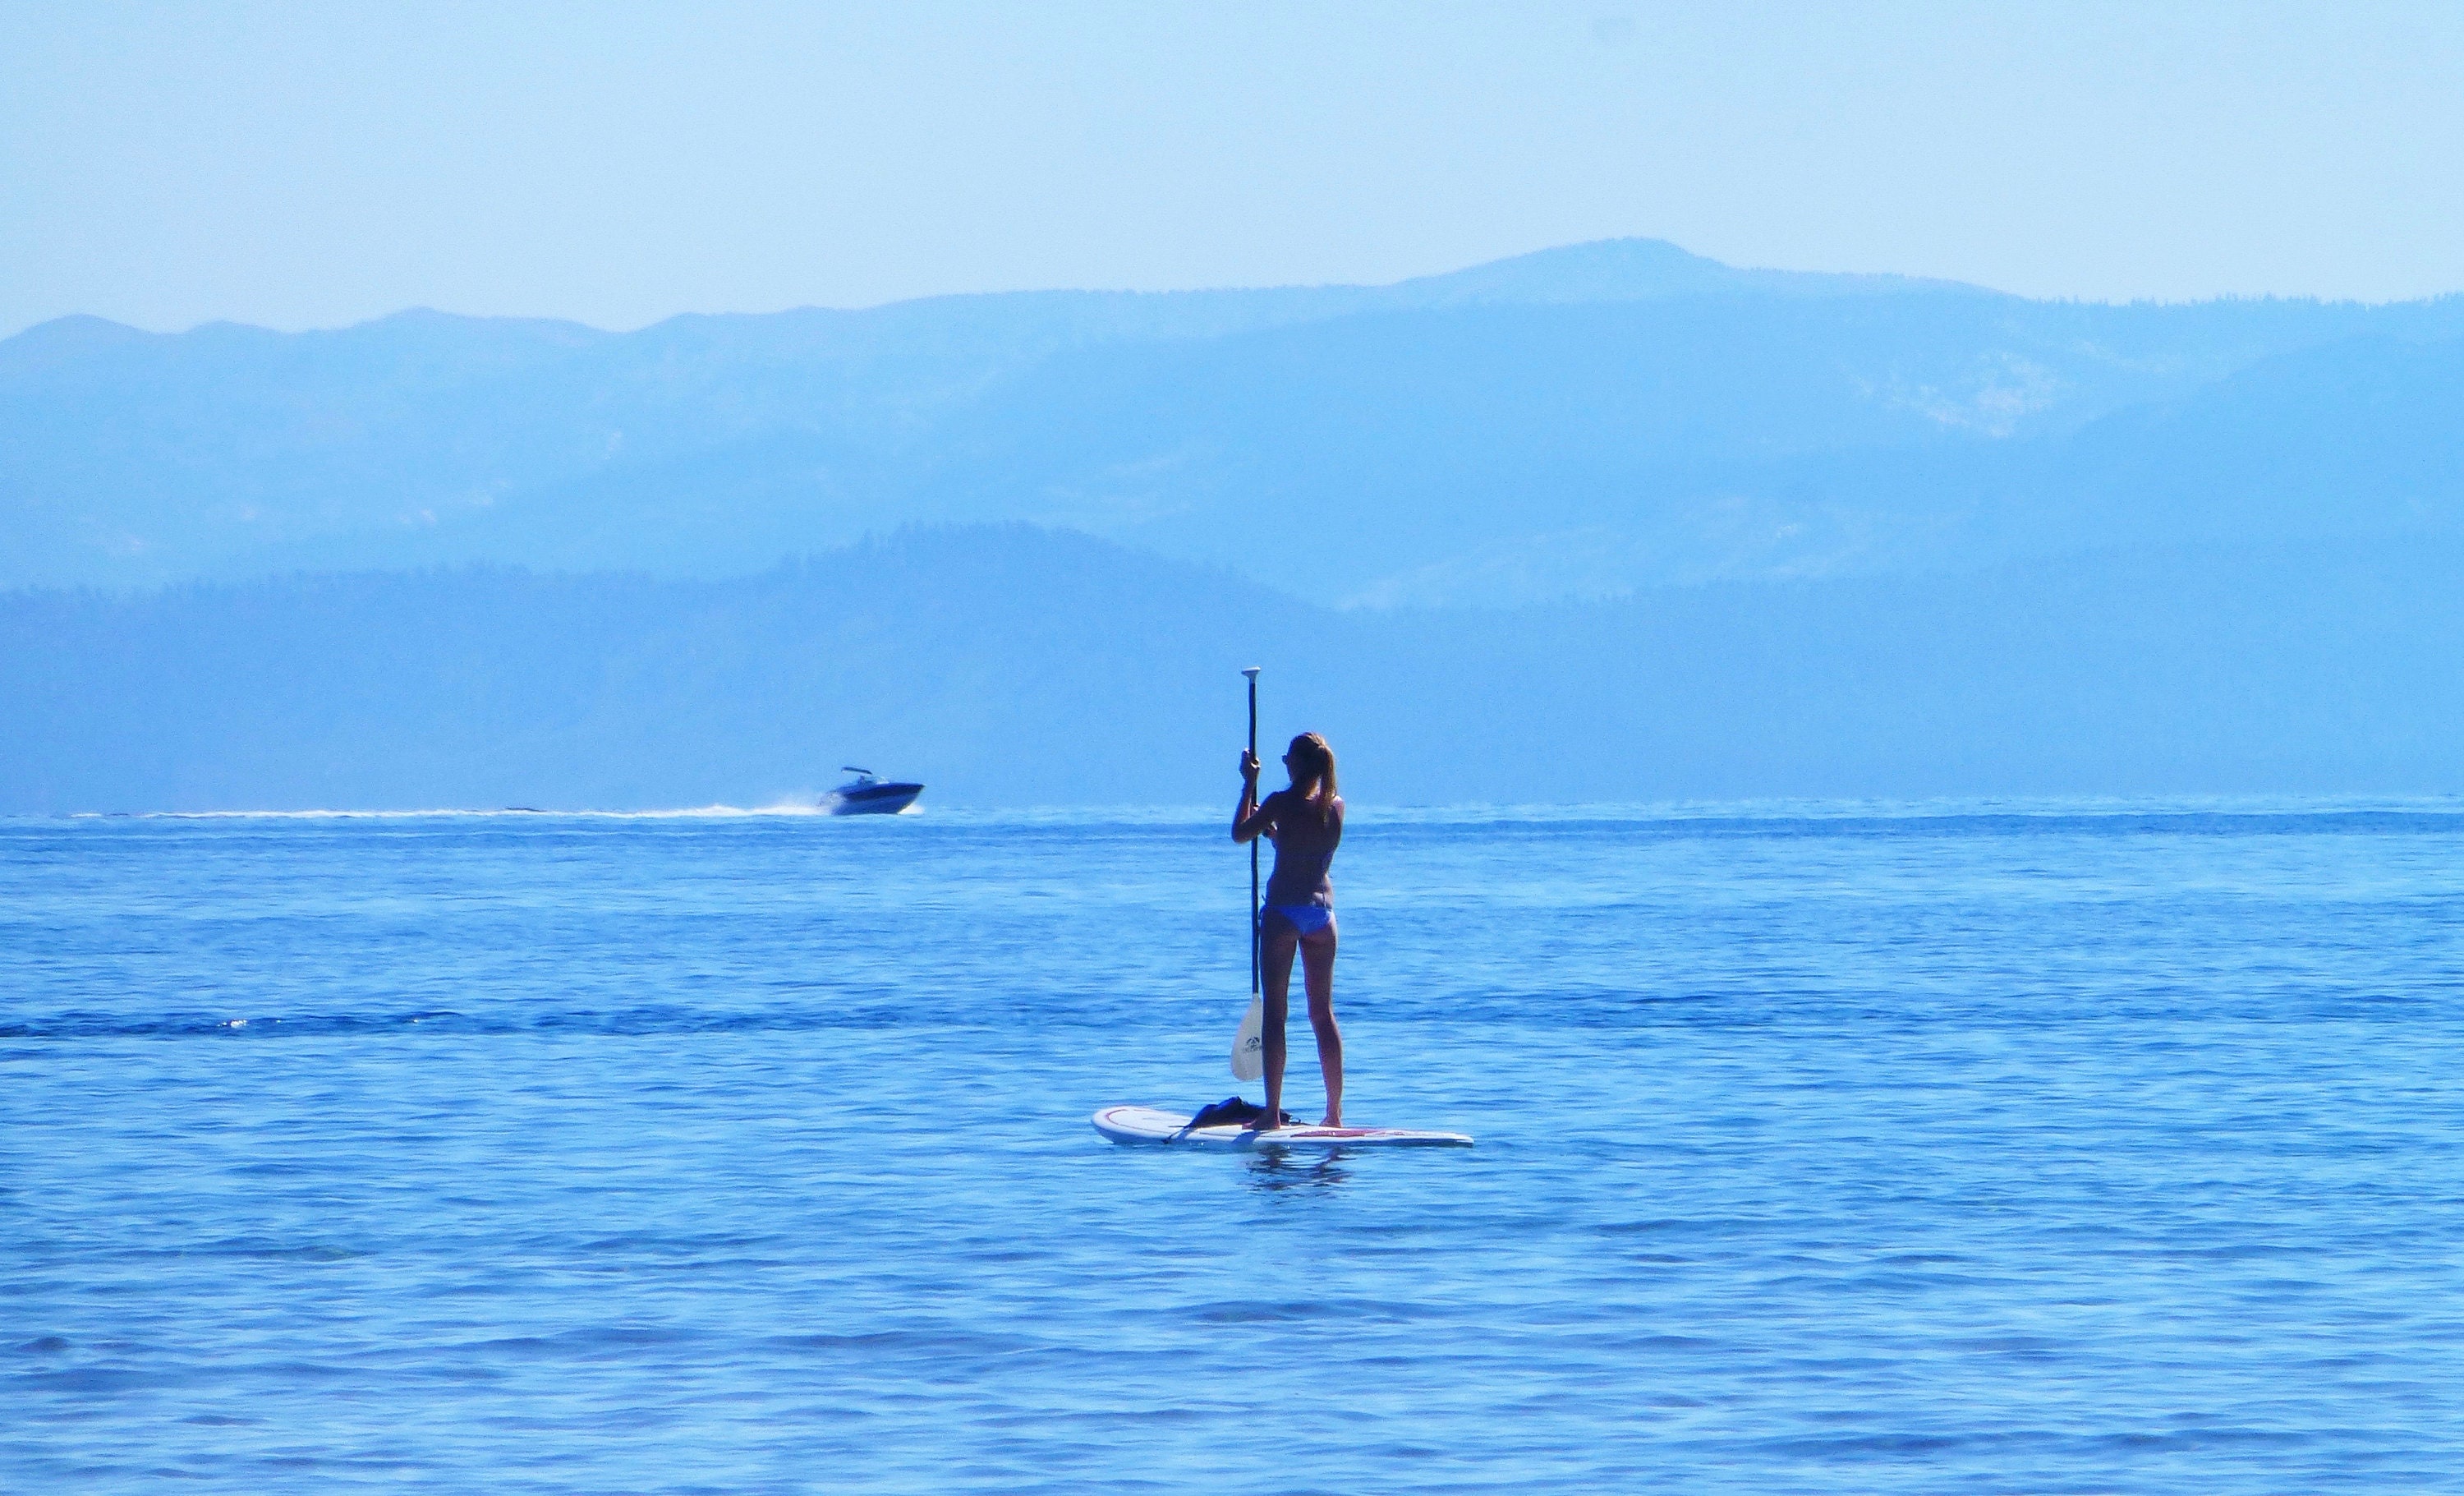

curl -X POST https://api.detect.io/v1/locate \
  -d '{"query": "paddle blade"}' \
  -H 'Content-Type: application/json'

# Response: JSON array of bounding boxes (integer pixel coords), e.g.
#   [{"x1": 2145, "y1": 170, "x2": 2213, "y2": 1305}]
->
[{"x1": 1230, "y1": 994, "x2": 1265, "y2": 1080}]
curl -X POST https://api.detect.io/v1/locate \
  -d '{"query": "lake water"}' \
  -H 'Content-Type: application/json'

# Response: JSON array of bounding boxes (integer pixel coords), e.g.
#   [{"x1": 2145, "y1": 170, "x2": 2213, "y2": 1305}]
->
[{"x1": 6, "y1": 802, "x2": 2463, "y2": 1493}]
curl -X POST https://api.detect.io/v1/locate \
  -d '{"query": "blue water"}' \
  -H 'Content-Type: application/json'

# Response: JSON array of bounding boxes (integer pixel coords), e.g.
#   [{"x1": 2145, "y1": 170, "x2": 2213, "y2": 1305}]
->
[{"x1": 7, "y1": 803, "x2": 2464, "y2": 1493}]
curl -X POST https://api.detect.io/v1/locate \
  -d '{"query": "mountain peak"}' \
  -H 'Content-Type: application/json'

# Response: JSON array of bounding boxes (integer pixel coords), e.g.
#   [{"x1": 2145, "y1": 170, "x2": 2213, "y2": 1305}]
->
[
  {"x1": 0, "y1": 314, "x2": 156, "y2": 372},
  {"x1": 1393, "y1": 237, "x2": 1999, "y2": 306}
]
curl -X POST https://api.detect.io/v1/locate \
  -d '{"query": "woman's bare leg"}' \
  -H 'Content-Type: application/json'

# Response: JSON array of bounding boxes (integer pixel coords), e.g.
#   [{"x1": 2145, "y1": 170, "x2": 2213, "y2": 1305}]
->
[
  {"x1": 1301, "y1": 924, "x2": 1341, "y2": 1125},
  {"x1": 1253, "y1": 923, "x2": 1298, "y2": 1129}
]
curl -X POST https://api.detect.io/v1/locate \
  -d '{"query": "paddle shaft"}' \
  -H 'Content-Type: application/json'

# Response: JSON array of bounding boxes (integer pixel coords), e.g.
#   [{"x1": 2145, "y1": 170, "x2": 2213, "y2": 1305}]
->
[{"x1": 1246, "y1": 670, "x2": 1260, "y2": 996}]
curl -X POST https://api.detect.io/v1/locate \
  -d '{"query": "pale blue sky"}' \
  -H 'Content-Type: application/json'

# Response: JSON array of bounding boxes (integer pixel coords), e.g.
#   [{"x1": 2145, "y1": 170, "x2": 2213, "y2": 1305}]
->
[{"x1": 5, "y1": 1, "x2": 2463, "y2": 336}]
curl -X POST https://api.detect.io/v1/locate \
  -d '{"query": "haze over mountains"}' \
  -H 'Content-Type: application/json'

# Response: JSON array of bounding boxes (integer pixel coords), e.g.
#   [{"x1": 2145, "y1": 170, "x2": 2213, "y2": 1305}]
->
[
  {"x1": 10, "y1": 238, "x2": 2463, "y2": 603},
  {"x1": 6, "y1": 240, "x2": 2462, "y2": 809},
  {"x1": 10, "y1": 527, "x2": 2460, "y2": 812}
]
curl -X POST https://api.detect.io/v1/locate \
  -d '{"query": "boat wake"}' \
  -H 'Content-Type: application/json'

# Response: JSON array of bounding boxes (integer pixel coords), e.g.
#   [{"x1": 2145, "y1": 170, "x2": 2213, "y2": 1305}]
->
[{"x1": 71, "y1": 800, "x2": 856, "y2": 822}]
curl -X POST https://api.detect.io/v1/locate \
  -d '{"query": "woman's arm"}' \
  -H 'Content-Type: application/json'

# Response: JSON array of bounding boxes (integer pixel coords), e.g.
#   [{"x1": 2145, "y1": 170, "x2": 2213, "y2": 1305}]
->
[{"x1": 1232, "y1": 753, "x2": 1276, "y2": 842}]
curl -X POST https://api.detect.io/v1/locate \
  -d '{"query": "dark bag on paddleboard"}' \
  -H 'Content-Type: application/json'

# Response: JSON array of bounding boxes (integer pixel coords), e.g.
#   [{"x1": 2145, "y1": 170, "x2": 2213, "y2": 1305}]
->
[{"x1": 1181, "y1": 1096, "x2": 1294, "y2": 1132}]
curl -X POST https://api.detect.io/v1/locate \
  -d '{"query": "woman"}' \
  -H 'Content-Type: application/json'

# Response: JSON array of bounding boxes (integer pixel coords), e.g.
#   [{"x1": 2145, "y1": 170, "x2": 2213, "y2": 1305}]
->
[{"x1": 1233, "y1": 731, "x2": 1345, "y2": 1130}]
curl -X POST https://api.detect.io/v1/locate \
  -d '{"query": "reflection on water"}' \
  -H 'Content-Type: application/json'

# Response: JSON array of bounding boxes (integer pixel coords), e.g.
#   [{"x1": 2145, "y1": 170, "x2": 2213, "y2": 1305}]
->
[{"x1": 1245, "y1": 1148, "x2": 1355, "y2": 1192}]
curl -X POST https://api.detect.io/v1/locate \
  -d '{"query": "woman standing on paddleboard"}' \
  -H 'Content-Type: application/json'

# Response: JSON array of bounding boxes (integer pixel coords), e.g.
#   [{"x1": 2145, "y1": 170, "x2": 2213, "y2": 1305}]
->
[{"x1": 1234, "y1": 732, "x2": 1345, "y2": 1130}]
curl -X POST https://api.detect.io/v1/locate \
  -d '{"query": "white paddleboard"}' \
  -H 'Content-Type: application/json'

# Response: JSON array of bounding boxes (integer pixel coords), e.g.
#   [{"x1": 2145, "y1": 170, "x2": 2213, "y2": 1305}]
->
[{"x1": 1092, "y1": 1105, "x2": 1473, "y2": 1148}]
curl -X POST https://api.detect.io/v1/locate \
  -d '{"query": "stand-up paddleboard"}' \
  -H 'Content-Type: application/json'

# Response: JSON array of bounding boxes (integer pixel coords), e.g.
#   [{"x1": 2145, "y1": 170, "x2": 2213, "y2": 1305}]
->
[{"x1": 1092, "y1": 1105, "x2": 1473, "y2": 1148}]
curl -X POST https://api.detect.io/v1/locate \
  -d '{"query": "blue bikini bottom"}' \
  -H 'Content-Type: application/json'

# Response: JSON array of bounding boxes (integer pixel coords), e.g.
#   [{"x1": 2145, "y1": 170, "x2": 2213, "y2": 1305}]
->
[{"x1": 1262, "y1": 905, "x2": 1335, "y2": 937}]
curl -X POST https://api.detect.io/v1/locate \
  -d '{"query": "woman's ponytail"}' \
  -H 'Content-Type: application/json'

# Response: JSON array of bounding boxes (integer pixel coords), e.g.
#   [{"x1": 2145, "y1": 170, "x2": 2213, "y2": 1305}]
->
[{"x1": 1291, "y1": 732, "x2": 1338, "y2": 819}]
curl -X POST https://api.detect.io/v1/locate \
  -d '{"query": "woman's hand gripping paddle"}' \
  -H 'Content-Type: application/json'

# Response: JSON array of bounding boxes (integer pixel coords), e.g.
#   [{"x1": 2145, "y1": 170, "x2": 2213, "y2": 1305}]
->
[{"x1": 1233, "y1": 667, "x2": 1266, "y2": 1081}]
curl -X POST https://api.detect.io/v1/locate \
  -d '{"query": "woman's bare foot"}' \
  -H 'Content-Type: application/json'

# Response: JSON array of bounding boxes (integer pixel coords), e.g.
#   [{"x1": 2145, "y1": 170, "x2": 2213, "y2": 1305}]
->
[
  {"x1": 1243, "y1": 1114, "x2": 1283, "y2": 1132},
  {"x1": 1320, "y1": 1113, "x2": 1342, "y2": 1127}
]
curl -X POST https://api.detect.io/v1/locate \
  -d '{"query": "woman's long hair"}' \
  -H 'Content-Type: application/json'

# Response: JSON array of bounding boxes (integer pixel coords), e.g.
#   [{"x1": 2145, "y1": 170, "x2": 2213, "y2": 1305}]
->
[{"x1": 1289, "y1": 732, "x2": 1338, "y2": 819}]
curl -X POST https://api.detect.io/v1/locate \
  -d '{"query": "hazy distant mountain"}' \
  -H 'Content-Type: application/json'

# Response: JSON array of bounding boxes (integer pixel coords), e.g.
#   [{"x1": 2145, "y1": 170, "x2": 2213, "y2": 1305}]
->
[
  {"x1": 7, "y1": 526, "x2": 2458, "y2": 812},
  {"x1": 1373, "y1": 237, "x2": 1986, "y2": 306},
  {"x1": 9, "y1": 239, "x2": 2462, "y2": 601}
]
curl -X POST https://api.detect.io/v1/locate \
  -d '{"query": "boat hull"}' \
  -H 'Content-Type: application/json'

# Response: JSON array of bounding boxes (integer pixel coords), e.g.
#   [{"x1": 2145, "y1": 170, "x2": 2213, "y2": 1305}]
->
[{"x1": 826, "y1": 782, "x2": 924, "y2": 815}]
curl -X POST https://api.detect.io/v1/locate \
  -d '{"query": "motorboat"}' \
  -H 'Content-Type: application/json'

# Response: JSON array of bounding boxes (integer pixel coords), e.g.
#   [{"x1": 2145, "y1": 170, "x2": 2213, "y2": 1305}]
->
[{"x1": 824, "y1": 766, "x2": 924, "y2": 816}]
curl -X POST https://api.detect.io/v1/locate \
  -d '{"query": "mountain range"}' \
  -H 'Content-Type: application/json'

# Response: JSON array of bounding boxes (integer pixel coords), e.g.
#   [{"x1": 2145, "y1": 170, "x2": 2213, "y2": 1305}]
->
[
  {"x1": 9, "y1": 239, "x2": 2463, "y2": 605},
  {"x1": 6, "y1": 525, "x2": 2458, "y2": 812},
  {"x1": 7, "y1": 240, "x2": 2462, "y2": 810}
]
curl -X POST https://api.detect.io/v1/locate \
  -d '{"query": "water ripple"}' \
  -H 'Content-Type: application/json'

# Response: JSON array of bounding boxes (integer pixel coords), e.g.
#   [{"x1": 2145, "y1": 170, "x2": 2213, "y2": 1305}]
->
[{"x1": 5, "y1": 806, "x2": 2462, "y2": 1493}]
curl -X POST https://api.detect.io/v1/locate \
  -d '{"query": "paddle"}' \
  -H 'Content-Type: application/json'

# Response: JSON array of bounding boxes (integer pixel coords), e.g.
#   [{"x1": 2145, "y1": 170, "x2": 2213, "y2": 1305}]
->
[{"x1": 1232, "y1": 667, "x2": 1266, "y2": 1080}]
